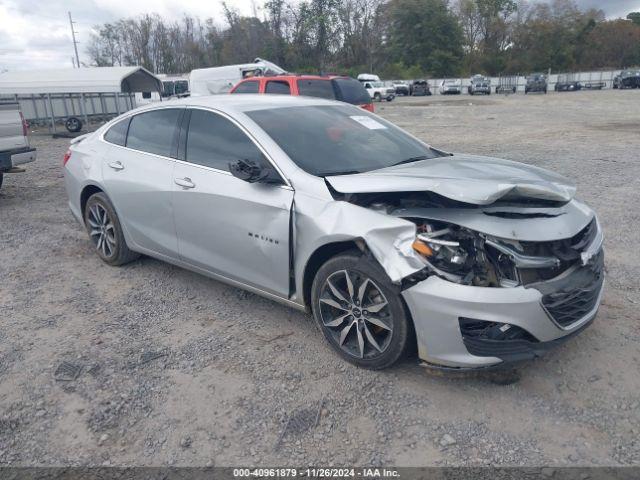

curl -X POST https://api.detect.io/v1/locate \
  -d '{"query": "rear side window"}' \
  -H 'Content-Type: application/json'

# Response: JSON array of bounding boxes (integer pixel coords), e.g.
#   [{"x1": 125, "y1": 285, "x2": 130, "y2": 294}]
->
[
  {"x1": 334, "y1": 78, "x2": 371, "y2": 105},
  {"x1": 126, "y1": 109, "x2": 181, "y2": 157},
  {"x1": 104, "y1": 118, "x2": 130, "y2": 146},
  {"x1": 297, "y1": 79, "x2": 336, "y2": 100},
  {"x1": 265, "y1": 80, "x2": 291, "y2": 94},
  {"x1": 233, "y1": 80, "x2": 260, "y2": 94},
  {"x1": 185, "y1": 109, "x2": 265, "y2": 172}
]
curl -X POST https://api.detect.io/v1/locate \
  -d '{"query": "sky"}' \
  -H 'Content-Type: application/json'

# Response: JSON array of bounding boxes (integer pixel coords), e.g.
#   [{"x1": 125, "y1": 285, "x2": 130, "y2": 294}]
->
[{"x1": 0, "y1": 0, "x2": 639, "y2": 71}]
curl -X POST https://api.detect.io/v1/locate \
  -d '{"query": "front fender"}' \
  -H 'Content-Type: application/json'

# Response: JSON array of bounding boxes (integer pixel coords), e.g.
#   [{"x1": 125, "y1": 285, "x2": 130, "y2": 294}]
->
[{"x1": 293, "y1": 191, "x2": 425, "y2": 301}]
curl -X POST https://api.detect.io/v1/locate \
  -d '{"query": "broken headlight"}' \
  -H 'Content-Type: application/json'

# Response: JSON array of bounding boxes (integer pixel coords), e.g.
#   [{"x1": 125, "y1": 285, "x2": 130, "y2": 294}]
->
[{"x1": 411, "y1": 221, "x2": 476, "y2": 280}]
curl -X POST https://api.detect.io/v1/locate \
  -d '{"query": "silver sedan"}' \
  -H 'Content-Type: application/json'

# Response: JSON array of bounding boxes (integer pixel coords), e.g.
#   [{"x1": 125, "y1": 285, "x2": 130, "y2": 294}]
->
[{"x1": 63, "y1": 95, "x2": 604, "y2": 370}]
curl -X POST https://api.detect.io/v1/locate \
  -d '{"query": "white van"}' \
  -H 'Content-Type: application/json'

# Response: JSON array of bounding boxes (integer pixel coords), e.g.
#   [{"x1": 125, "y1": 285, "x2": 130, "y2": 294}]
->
[
  {"x1": 134, "y1": 74, "x2": 190, "y2": 105},
  {"x1": 189, "y1": 58, "x2": 286, "y2": 96}
]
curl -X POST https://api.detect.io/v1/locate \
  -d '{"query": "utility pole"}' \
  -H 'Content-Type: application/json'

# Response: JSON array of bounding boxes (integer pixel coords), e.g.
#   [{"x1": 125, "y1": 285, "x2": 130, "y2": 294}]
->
[{"x1": 68, "y1": 11, "x2": 80, "y2": 68}]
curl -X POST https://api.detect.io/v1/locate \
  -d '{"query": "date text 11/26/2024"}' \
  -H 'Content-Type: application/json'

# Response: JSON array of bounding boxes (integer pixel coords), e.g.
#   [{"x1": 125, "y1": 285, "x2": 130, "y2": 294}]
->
[{"x1": 233, "y1": 468, "x2": 400, "y2": 478}]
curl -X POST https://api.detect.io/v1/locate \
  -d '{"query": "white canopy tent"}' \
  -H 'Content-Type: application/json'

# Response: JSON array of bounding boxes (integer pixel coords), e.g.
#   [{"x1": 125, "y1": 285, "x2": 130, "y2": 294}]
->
[
  {"x1": 0, "y1": 67, "x2": 162, "y2": 133},
  {"x1": 0, "y1": 66, "x2": 162, "y2": 95}
]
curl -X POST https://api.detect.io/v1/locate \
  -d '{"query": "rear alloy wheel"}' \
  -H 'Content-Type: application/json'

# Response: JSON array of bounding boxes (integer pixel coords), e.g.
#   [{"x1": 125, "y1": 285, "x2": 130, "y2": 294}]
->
[
  {"x1": 84, "y1": 192, "x2": 139, "y2": 266},
  {"x1": 311, "y1": 252, "x2": 410, "y2": 369}
]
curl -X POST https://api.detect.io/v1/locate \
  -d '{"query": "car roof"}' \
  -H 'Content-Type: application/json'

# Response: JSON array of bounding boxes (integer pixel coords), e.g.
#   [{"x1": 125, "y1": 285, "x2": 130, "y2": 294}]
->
[
  {"x1": 240, "y1": 74, "x2": 348, "y2": 81},
  {"x1": 147, "y1": 94, "x2": 346, "y2": 114}
]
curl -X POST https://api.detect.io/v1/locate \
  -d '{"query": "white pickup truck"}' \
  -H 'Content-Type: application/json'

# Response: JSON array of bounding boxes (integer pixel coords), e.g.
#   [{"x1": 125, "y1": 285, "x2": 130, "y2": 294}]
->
[
  {"x1": 0, "y1": 102, "x2": 36, "y2": 190},
  {"x1": 357, "y1": 74, "x2": 395, "y2": 102}
]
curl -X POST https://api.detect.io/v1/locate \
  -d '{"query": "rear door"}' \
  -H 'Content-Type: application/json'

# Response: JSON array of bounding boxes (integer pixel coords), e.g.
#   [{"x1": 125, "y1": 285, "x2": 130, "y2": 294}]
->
[
  {"x1": 101, "y1": 108, "x2": 183, "y2": 258},
  {"x1": 172, "y1": 108, "x2": 293, "y2": 297}
]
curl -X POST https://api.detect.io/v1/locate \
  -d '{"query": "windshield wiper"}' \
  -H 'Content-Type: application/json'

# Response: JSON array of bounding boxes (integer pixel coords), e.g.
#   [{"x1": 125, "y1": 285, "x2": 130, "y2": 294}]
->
[
  {"x1": 318, "y1": 170, "x2": 361, "y2": 177},
  {"x1": 389, "y1": 155, "x2": 431, "y2": 167}
]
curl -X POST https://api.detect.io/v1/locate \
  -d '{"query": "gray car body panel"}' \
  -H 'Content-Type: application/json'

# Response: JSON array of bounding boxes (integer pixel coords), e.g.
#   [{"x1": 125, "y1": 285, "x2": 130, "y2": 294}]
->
[
  {"x1": 326, "y1": 154, "x2": 576, "y2": 205},
  {"x1": 390, "y1": 199, "x2": 594, "y2": 242},
  {"x1": 64, "y1": 94, "x2": 604, "y2": 369}
]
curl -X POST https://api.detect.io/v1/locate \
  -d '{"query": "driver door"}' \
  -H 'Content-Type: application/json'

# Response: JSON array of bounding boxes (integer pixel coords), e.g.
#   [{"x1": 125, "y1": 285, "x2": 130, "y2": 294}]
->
[{"x1": 172, "y1": 108, "x2": 293, "y2": 297}]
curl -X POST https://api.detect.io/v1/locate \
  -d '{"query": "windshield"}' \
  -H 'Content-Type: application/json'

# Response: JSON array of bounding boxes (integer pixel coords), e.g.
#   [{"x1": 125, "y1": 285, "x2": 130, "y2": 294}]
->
[{"x1": 247, "y1": 105, "x2": 443, "y2": 176}]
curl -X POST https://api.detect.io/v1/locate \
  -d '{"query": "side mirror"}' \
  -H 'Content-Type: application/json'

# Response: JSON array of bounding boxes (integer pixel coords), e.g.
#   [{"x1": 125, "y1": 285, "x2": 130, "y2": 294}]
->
[{"x1": 229, "y1": 159, "x2": 282, "y2": 185}]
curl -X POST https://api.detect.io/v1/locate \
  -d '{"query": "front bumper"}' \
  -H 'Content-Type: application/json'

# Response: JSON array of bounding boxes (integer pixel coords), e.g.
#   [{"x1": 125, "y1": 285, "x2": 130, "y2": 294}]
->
[{"x1": 402, "y1": 250, "x2": 604, "y2": 369}]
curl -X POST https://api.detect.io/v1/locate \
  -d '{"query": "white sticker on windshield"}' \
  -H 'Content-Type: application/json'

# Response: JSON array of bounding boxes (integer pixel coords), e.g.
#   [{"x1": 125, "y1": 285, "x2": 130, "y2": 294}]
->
[{"x1": 350, "y1": 115, "x2": 387, "y2": 130}]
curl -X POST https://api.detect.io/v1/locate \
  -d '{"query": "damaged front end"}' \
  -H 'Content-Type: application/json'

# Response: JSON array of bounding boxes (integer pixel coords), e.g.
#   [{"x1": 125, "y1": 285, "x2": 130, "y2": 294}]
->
[{"x1": 326, "y1": 179, "x2": 604, "y2": 369}]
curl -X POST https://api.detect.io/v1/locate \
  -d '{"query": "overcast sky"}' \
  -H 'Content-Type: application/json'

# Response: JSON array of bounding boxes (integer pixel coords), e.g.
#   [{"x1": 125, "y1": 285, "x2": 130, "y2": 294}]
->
[{"x1": 0, "y1": 0, "x2": 638, "y2": 71}]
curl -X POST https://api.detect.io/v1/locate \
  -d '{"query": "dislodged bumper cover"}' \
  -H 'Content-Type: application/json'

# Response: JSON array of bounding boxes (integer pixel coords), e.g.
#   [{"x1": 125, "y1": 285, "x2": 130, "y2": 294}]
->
[{"x1": 326, "y1": 154, "x2": 576, "y2": 205}]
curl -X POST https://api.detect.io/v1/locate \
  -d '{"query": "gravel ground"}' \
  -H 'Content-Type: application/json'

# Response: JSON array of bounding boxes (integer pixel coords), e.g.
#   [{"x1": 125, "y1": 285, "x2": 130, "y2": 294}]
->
[{"x1": 1, "y1": 89, "x2": 639, "y2": 468}]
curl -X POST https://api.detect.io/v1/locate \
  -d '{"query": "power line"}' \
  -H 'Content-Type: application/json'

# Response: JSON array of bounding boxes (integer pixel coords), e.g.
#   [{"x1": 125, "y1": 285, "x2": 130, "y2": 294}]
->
[{"x1": 68, "y1": 11, "x2": 81, "y2": 68}]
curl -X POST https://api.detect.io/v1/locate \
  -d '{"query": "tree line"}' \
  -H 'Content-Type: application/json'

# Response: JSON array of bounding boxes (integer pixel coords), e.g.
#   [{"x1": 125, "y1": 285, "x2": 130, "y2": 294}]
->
[{"x1": 87, "y1": 0, "x2": 640, "y2": 78}]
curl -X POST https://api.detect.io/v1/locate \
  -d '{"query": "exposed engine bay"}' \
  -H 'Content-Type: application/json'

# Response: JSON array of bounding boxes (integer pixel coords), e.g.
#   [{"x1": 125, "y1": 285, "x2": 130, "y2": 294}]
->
[{"x1": 332, "y1": 190, "x2": 601, "y2": 289}]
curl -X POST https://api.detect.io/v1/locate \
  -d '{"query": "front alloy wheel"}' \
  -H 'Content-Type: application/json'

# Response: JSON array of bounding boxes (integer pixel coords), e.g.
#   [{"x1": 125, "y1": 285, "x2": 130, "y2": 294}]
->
[
  {"x1": 319, "y1": 270, "x2": 393, "y2": 359},
  {"x1": 311, "y1": 251, "x2": 410, "y2": 369}
]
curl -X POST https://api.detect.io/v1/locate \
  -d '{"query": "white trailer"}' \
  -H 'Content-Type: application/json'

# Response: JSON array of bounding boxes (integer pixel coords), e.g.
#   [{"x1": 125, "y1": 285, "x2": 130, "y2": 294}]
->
[
  {"x1": 135, "y1": 73, "x2": 190, "y2": 105},
  {"x1": 0, "y1": 66, "x2": 162, "y2": 133}
]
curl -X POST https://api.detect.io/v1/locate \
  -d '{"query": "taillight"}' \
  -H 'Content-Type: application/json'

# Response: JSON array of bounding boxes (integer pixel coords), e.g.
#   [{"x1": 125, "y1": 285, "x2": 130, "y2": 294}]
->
[
  {"x1": 63, "y1": 149, "x2": 72, "y2": 166},
  {"x1": 19, "y1": 112, "x2": 28, "y2": 137},
  {"x1": 361, "y1": 103, "x2": 375, "y2": 113}
]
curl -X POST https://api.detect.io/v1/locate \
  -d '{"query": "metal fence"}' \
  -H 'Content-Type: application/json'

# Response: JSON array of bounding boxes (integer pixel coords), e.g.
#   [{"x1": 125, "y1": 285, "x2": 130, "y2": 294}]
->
[{"x1": 0, "y1": 92, "x2": 136, "y2": 132}]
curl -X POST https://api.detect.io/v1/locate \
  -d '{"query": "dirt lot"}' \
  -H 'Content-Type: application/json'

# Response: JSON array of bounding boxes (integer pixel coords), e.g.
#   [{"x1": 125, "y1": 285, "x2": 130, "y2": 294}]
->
[{"x1": 1, "y1": 90, "x2": 639, "y2": 467}]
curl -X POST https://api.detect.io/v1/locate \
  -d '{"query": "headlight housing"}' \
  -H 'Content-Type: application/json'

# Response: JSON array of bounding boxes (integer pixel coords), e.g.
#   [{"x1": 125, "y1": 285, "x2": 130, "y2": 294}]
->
[{"x1": 411, "y1": 221, "x2": 476, "y2": 276}]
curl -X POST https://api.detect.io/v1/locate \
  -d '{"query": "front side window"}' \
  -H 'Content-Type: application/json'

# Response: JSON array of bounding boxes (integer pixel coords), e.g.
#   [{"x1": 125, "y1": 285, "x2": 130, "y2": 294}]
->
[
  {"x1": 297, "y1": 79, "x2": 335, "y2": 100},
  {"x1": 104, "y1": 118, "x2": 130, "y2": 146},
  {"x1": 265, "y1": 80, "x2": 291, "y2": 95},
  {"x1": 247, "y1": 105, "x2": 443, "y2": 176},
  {"x1": 232, "y1": 80, "x2": 260, "y2": 94},
  {"x1": 185, "y1": 109, "x2": 265, "y2": 172},
  {"x1": 126, "y1": 109, "x2": 181, "y2": 157}
]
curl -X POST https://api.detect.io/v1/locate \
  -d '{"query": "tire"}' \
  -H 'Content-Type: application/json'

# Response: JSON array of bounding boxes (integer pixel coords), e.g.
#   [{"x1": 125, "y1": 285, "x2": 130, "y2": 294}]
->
[
  {"x1": 84, "y1": 192, "x2": 139, "y2": 266},
  {"x1": 0, "y1": 173, "x2": 3, "y2": 190},
  {"x1": 65, "y1": 116, "x2": 83, "y2": 133},
  {"x1": 374, "y1": 93, "x2": 381, "y2": 102},
  {"x1": 311, "y1": 251, "x2": 410, "y2": 370}
]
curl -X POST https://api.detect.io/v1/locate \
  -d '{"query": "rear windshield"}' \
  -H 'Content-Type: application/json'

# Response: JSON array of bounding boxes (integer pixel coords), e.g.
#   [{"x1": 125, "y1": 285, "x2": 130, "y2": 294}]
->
[
  {"x1": 332, "y1": 78, "x2": 371, "y2": 105},
  {"x1": 247, "y1": 105, "x2": 441, "y2": 176}
]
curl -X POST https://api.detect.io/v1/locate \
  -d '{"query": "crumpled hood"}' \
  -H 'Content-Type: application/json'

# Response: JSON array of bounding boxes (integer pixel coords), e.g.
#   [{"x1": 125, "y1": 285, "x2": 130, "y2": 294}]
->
[{"x1": 326, "y1": 154, "x2": 576, "y2": 205}]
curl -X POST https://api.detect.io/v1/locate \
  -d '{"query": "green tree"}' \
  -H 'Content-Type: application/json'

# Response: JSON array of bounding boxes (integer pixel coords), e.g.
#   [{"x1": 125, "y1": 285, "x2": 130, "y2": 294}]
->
[
  {"x1": 388, "y1": 0, "x2": 464, "y2": 76},
  {"x1": 627, "y1": 12, "x2": 640, "y2": 27}
]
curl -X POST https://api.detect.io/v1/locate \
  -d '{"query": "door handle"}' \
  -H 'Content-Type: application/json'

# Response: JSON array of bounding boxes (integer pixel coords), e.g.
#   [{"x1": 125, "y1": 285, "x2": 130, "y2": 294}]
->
[
  {"x1": 174, "y1": 177, "x2": 195, "y2": 189},
  {"x1": 108, "y1": 161, "x2": 124, "y2": 171}
]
